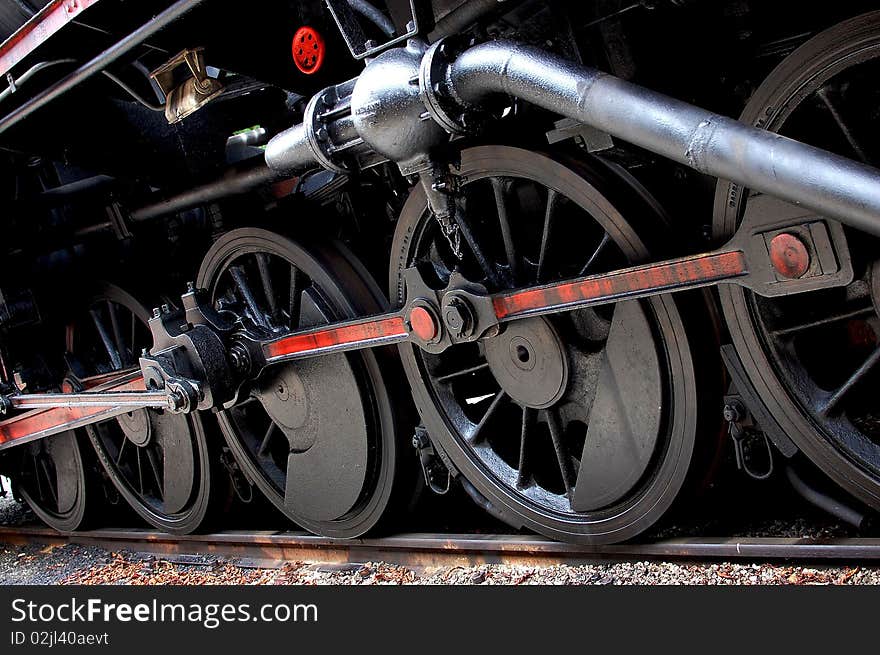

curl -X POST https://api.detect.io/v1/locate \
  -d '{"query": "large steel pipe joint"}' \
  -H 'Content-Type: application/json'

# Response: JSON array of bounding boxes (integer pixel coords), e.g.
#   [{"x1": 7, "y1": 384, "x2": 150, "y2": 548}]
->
[
  {"x1": 350, "y1": 41, "x2": 449, "y2": 175},
  {"x1": 265, "y1": 78, "x2": 364, "y2": 173}
]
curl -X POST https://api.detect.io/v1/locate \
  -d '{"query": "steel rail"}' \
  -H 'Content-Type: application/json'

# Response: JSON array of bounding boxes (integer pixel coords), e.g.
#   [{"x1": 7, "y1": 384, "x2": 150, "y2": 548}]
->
[{"x1": 2, "y1": 526, "x2": 880, "y2": 568}]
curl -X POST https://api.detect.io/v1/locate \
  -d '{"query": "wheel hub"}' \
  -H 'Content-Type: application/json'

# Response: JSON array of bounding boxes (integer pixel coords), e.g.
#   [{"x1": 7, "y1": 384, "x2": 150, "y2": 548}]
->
[
  {"x1": 484, "y1": 317, "x2": 569, "y2": 409},
  {"x1": 116, "y1": 409, "x2": 151, "y2": 447}
]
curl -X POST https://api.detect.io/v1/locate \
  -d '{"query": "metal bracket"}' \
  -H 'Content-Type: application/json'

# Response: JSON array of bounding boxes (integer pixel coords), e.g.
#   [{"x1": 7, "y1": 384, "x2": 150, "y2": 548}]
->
[
  {"x1": 150, "y1": 47, "x2": 223, "y2": 124},
  {"x1": 412, "y1": 426, "x2": 451, "y2": 495}
]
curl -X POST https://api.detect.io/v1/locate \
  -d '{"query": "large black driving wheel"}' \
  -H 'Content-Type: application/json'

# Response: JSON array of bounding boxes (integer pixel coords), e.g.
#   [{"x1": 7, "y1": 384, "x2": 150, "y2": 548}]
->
[
  {"x1": 68, "y1": 283, "x2": 219, "y2": 534},
  {"x1": 715, "y1": 11, "x2": 880, "y2": 510},
  {"x1": 13, "y1": 430, "x2": 93, "y2": 532},
  {"x1": 392, "y1": 146, "x2": 704, "y2": 544},
  {"x1": 198, "y1": 229, "x2": 411, "y2": 538}
]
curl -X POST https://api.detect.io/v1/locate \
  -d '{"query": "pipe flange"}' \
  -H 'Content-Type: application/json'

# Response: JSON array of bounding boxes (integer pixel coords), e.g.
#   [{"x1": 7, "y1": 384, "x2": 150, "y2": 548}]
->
[
  {"x1": 304, "y1": 86, "x2": 351, "y2": 175},
  {"x1": 419, "y1": 39, "x2": 471, "y2": 135}
]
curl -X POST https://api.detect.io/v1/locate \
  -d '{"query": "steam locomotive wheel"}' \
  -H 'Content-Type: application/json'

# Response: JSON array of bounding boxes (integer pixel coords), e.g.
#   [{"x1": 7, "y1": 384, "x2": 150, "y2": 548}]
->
[
  {"x1": 13, "y1": 431, "x2": 92, "y2": 532},
  {"x1": 68, "y1": 283, "x2": 218, "y2": 534},
  {"x1": 392, "y1": 146, "x2": 701, "y2": 544},
  {"x1": 198, "y1": 229, "x2": 405, "y2": 538},
  {"x1": 715, "y1": 11, "x2": 880, "y2": 510}
]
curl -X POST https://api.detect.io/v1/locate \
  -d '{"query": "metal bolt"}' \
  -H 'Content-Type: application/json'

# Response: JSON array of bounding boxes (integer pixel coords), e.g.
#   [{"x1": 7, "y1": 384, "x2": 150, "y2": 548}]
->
[
  {"x1": 160, "y1": 304, "x2": 170, "y2": 314},
  {"x1": 167, "y1": 387, "x2": 187, "y2": 413},
  {"x1": 229, "y1": 342, "x2": 251, "y2": 376},
  {"x1": 443, "y1": 297, "x2": 473, "y2": 337},
  {"x1": 769, "y1": 232, "x2": 810, "y2": 279},
  {"x1": 412, "y1": 427, "x2": 430, "y2": 449},
  {"x1": 152, "y1": 307, "x2": 161, "y2": 319},
  {"x1": 723, "y1": 402, "x2": 743, "y2": 423},
  {"x1": 186, "y1": 281, "x2": 196, "y2": 293}
]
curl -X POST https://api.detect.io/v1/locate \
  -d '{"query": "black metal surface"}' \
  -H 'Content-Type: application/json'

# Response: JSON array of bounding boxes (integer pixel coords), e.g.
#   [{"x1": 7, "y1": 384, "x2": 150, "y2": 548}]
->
[{"x1": 0, "y1": 0, "x2": 206, "y2": 134}]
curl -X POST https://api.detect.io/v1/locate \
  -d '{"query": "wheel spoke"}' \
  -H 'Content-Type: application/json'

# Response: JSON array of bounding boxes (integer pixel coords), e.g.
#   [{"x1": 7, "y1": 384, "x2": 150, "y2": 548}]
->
[
  {"x1": 288, "y1": 266, "x2": 303, "y2": 330},
  {"x1": 517, "y1": 407, "x2": 535, "y2": 489},
  {"x1": 136, "y1": 447, "x2": 144, "y2": 495},
  {"x1": 145, "y1": 447, "x2": 164, "y2": 499},
  {"x1": 107, "y1": 301, "x2": 128, "y2": 367},
  {"x1": 435, "y1": 361, "x2": 490, "y2": 384},
  {"x1": 469, "y1": 390, "x2": 507, "y2": 444},
  {"x1": 537, "y1": 189, "x2": 559, "y2": 282},
  {"x1": 816, "y1": 87, "x2": 871, "y2": 164},
  {"x1": 821, "y1": 345, "x2": 880, "y2": 415},
  {"x1": 115, "y1": 436, "x2": 128, "y2": 466},
  {"x1": 580, "y1": 232, "x2": 611, "y2": 276},
  {"x1": 255, "y1": 253, "x2": 280, "y2": 323},
  {"x1": 452, "y1": 209, "x2": 500, "y2": 287},
  {"x1": 545, "y1": 408, "x2": 574, "y2": 499},
  {"x1": 230, "y1": 265, "x2": 269, "y2": 329},
  {"x1": 39, "y1": 457, "x2": 58, "y2": 505},
  {"x1": 31, "y1": 453, "x2": 44, "y2": 500},
  {"x1": 770, "y1": 305, "x2": 874, "y2": 337},
  {"x1": 490, "y1": 178, "x2": 518, "y2": 284},
  {"x1": 258, "y1": 421, "x2": 277, "y2": 457},
  {"x1": 90, "y1": 308, "x2": 123, "y2": 370},
  {"x1": 129, "y1": 311, "x2": 137, "y2": 358}
]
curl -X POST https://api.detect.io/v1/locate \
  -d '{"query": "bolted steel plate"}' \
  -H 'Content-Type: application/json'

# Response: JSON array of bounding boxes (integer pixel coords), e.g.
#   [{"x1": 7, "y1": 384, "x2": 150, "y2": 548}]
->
[
  {"x1": 46, "y1": 432, "x2": 80, "y2": 515},
  {"x1": 151, "y1": 412, "x2": 196, "y2": 515},
  {"x1": 572, "y1": 301, "x2": 663, "y2": 512},
  {"x1": 256, "y1": 353, "x2": 370, "y2": 523}
]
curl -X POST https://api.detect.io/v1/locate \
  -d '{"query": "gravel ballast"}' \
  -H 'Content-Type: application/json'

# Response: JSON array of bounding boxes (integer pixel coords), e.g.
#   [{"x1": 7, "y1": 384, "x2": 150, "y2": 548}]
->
[{"x1": 0, "y1": 542, "x2": 878, "y2": 585}]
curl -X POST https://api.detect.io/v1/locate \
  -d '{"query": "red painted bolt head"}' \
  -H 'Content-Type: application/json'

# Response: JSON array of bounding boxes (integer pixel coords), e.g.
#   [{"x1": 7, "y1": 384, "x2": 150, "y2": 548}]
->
[
  {"x1": 769, "y1": 233, "x2": 810, "y2": 279},
  {"x1": 292, "y1": 26, "x2": 325, "y2": 75},
  {"x1": 409, "y1": 306, "x2": 438, "y2": 342}
]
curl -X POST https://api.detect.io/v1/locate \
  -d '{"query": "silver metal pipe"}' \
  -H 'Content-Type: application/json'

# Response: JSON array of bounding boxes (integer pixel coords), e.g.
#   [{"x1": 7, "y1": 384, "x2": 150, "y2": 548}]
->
[
  {"x1": 448, "y1": 40, "x2": 880, "y2": 237},
  {"x1": 264, "y1": 123, "x2": 321, "y2": 173}
]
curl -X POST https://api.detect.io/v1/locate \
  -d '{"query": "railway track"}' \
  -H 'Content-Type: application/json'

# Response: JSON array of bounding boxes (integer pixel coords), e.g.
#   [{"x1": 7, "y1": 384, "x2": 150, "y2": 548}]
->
[{"x1": 3, "y1": 526, "x2": 880, "y2": 569}]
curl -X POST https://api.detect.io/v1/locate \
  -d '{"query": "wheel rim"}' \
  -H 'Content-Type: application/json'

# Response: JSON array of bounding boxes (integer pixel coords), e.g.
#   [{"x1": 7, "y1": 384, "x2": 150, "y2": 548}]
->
[
  {"x1": 714, "y1": 11, "x2": 880, "y2": 508},
  {"x1": 68, "y1": 283, "x2": 215, "y2": 533},
  {"x1": 15, "y1": 431, "x2": 89, "y2": 532},
  {"x1": 197, "y1": 229, "x2": 401, "y2": 538},
  {"x1": 392, "y1": 146, "x2": 699, "y2": 542}
]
